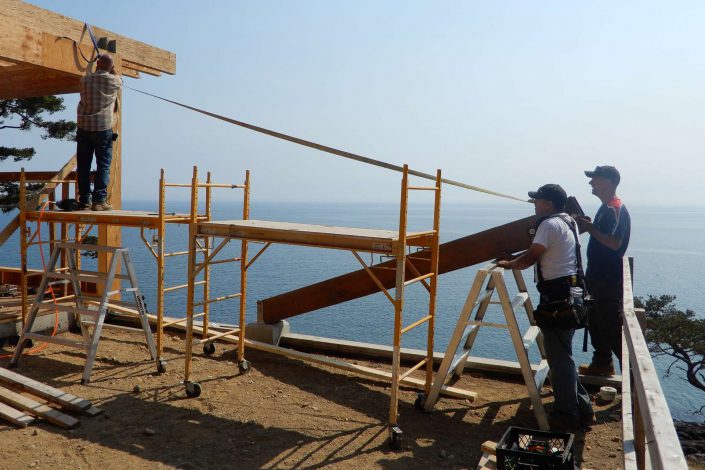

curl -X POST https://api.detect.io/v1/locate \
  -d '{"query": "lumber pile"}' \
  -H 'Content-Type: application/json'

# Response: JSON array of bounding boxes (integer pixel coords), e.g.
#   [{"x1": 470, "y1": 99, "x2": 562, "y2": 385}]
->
[{"x1": 0, "y1": 367, "x2": 101, "y2": 429}]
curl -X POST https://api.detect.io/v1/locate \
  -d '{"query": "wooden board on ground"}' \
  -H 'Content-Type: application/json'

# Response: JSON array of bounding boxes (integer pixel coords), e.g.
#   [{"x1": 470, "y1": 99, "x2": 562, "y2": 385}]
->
[
  {"x1": 0, "y1": 367, "x2": 92, "y2": 413},
  {"x1": 0, "y1": 385, "x2": 79, "y2": 429},
  {"x1": 0, "y1": 400, "x2": 35, "y2": 428},
  {"x1": 476, "y1": 452, "x2": 497, "y2": 470}
]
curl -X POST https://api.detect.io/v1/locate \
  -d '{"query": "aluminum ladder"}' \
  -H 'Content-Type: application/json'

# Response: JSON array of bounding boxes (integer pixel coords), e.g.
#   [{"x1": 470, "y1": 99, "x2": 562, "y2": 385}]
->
[
  {"x1": 424, "y1": 264, "x2": 550, "y2": 430},
  {"x1": 10, "y1": 242, "x2": 159, "y2": 384}
]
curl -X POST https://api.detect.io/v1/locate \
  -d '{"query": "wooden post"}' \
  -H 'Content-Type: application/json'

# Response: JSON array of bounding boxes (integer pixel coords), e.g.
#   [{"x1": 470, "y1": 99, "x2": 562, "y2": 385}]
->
[
  {"x1": 203, "y1": 172, "x2": 212, "y2": 340},
  {"x1": 390, "y1": 165, "x2": 409, "y2": 429},
  {"x1": 156, "y1": 169, "x2": 166, "y2": 359},
  {"x1": 19, "y1": 169, "x2": 28, "y2": 325},
  {"x1": 98, "y1": 87, "x2": 122, "y2": 291},
  {"x1": 425, "y1": 169, "x2": 442, "y2": 392},
  {"x1": 184, "y1": 166, "x2": 199, "y2": 382},
  {"x1": 239, "y1": 170, "x2": 250, "y2": 364}
]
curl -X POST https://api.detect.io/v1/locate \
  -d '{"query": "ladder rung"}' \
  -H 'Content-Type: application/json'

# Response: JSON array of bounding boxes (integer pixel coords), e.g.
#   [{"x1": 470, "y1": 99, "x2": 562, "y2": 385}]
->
[
  {"x1": 398, "y1": 358, "x2": 428, "y2": 382},
  {"x1": 164, "y1": 280, "x2": 205, "y2": 293},
  {"x1": 407, "y1": 186, "x2": 439, "y2": 191},
  {"x1": 196, "y1": 328, "x2": 241, "y2": 344},
  {"x1": 24, "y1": 333, "x2": 86, "y2": 349},
  {"x1": 401, "y1": 315, "x2": 432, "y2": 335},
  {"x1": 522, "y1": 325, "x2": 540, "y2": 350},
  {"x1": 82, "y1": 321, "x2": 146, "y2": 333},
  {"x1": 534, "y1": 359, "x2": 550, "y2": 389},
  {"x1": 55, "y1": 242, "x2": 121, "y2": 253},
  {"x1": 488, "y1": 300, "x2": 502, "y2": 305},
  {"x1": 47, "y1": 271, "x2": 131, "y2": 283},
  {"x1": 466, "y1": 320, "x2": 508, "y2": 329},
  {"x1": 193, "y1": 292, "x2": 242, "y2": 307},
  {"x1": 404, "y1": 273, "x2": 434, "y2": 286},
  {"x1": 38, "y1": 303, "x2": 101, "y2": 317},
  {"x1": 511, "y1": 292, "x2": 530, "y2": 312}
]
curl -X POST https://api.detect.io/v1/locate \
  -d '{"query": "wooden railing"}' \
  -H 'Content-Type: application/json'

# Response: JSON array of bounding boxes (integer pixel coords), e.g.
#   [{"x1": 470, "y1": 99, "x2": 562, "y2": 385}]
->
[{"x1": 622, "y1": 257, "x2": 687, "y2": 469}]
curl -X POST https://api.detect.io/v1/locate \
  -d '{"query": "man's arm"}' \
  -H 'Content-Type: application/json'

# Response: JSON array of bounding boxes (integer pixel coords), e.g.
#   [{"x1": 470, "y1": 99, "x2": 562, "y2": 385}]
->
[
  {"x1": 497, "y1": 243, "x2": 546, "y2": 270},
  {"x1": 576, "y1": 216, "x2": 622, "y2": 251}
]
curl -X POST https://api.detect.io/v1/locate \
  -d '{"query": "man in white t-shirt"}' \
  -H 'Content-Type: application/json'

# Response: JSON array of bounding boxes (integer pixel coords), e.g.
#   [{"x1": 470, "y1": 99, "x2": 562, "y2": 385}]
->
[{"x1": 497, "y1": 184, "x2": 594, "y2": 431}]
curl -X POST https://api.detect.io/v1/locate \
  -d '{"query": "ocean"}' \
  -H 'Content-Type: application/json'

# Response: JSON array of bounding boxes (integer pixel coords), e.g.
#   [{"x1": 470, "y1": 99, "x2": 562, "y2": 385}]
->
[{"x1": 1, "y1": 201, "x2": 703, "y2": 420}]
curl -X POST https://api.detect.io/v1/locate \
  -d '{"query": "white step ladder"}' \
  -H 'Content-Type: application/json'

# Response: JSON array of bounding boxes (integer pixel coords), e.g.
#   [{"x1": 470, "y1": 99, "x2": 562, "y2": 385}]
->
[
  {"x1": 424, "y1": 264, "x2": 550, "y2": 430},
  {"x1": 10, "y1": 242, "x2": 159, "y2": 384}
]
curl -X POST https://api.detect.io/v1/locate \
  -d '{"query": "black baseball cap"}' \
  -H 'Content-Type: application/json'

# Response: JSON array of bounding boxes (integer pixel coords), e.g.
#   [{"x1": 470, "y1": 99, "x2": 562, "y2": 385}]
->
[
  {"x1": 584, "y1": 165, "x2": 620, "y2": 185},
  {"x1": 528, "y1": 184, "x2": 567, "y2": 208}
]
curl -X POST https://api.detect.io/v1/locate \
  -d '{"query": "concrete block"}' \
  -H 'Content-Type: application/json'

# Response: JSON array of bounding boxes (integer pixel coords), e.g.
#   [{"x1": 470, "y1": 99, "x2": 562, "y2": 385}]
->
[{"x1": 245, "y1": 320, "x2": 289, "y2": 346}]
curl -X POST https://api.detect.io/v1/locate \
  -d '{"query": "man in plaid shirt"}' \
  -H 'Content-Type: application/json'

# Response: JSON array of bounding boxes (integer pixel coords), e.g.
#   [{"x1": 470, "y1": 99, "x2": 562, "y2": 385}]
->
[{"x1": 76, "y1": 54, "x2": 121, "y2": 211}]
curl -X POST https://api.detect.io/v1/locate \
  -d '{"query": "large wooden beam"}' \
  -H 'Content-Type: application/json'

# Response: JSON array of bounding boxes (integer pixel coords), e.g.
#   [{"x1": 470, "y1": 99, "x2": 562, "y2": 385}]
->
[
  {"x1": 0, "y1": 0, "x2": 175, "y2": 75},
  {"x1": 0, "y1": 19, "x2": 139, "y2": 98},
  {"x1": 0, "y1": 66, "x2": 80, "y2": 99},
  {"x1": 259, "y1": 215, "x2": 539, "y2": 323}
]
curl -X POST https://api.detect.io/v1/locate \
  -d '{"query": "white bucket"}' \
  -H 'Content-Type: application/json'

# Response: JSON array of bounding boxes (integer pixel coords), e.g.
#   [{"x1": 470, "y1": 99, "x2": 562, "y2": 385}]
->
[{"x1": 599, "y1": 386, "x2": 617, "y2": 402}]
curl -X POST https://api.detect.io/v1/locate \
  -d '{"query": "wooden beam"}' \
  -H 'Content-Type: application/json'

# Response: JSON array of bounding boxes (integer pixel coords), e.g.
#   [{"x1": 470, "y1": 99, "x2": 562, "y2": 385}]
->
[
  {"x1": 0, "y1": 66, "x2": 80, "y2": 99},
  {"x1": 0, "y1": 0, "x2": 176, "y2": 74},
  {"x1": 0, "y1": 155, "x2": 77, "y2": 247},
  {"x1": 0, "y1": 366, "x2": 93, "y2": 413},
  {"x1": 0, "y1": 385, "x2": 79, "y2": 429},
  {"x1": 0, "y1": 401, "x2": 35, "y2": 428},
  {"x1": 0, "y1": 19, "x2": 140, "y2": 96}
]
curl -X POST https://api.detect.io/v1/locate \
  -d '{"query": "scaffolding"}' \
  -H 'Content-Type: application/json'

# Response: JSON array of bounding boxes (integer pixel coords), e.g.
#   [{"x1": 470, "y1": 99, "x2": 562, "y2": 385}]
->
[
  {"x1": 15, "y1": 167, "x2": 238, "y2": 372},
  {"x1": 182, "y1": 164, "x2": 455, "y2": 448}
]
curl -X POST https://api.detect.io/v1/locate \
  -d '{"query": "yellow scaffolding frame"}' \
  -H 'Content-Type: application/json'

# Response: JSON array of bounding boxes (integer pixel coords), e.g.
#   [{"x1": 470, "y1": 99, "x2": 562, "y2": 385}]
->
[
  {"x1": 182, "y1": 164, "x2": 444, "y2": 449},
  {"x1": 16, "y1": 166, "x2": 241, "y2": 373}
]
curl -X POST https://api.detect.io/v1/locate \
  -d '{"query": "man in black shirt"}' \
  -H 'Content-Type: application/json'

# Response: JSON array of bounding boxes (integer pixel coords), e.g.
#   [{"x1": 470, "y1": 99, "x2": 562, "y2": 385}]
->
[{"x1": 576, "y1": 166, "x2": 631, "y2": 376}]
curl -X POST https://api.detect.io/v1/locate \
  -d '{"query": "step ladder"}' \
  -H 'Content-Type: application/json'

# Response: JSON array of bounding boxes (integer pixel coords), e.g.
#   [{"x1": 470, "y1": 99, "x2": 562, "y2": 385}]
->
[
  {"x1": 10, "y1": 242, "x2": 159, "y2": 384},
  {"x1": 424, "y1": 264, "x2": 550, "y2": 430}
]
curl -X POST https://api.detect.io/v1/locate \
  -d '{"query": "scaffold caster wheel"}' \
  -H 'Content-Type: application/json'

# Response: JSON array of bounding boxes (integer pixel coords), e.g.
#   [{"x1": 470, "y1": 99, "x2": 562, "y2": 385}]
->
[
  {"x1": 185, "y1": 381, "x2": 202, "y2": 398},
  {"x1": 157, "y1": 359, "x2": 167, "y2": 374},
  {"x1": 389, "y1": 426, "x2": 403, "y2": 450},
  {"x1": 203, "y1": 342, "x2": 216, "y2": 355},
  {"x1": 415, "y1": 393, "x2": 426, "y2": 411},
  {"x1": 80, "y1": 379, "x2": 89, "y2": 385},
  {"x1": 238, "y1": 359, "x2": 251, "y2": 374}
]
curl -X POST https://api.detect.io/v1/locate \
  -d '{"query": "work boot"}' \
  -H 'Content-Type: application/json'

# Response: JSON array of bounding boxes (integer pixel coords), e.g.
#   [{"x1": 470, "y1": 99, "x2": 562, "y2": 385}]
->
[
  {"x1": 578, "y1": 362, "x2": 615, "y2": 377},
  {"x1": 78, "y1": 199, "x2": 91, "y2": 210},
  {"x1": 92, "y1": 201, "x2": 113, "y2": 211},
  {"x1": 580, "y1": 412, "x2": 597, "y2": 428}
]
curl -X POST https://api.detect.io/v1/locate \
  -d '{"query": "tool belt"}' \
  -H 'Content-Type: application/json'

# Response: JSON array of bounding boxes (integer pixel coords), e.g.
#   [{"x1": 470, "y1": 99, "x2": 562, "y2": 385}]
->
[{"x1": 534, "y1": 276, "x2": 588, "y2": 330}]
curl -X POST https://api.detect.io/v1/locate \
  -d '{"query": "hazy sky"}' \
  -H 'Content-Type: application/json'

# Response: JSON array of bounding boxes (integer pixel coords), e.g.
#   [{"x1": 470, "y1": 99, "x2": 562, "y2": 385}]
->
[{"x1": 4, "y1": 1, "x2": 705, "y2": 207}]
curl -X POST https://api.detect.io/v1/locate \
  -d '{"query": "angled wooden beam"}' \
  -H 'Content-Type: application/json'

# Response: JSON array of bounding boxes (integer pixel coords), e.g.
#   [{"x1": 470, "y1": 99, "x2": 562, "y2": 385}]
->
[
  {"x1": 0, "y1": 0, "x2": 176, "y2": 74},
  {"x1": 0, "y1": 66, "x2": 80, "y2": 99},
  {"x1": 0, "y1": 155, "x2": 77, "y2": 248}
]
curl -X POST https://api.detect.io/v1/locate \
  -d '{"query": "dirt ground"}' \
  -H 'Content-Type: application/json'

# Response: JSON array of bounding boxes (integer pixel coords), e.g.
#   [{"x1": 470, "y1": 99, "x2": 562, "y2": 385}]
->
[{"x1": 0, "y1": 328, "x2": 629, "y2": 469}]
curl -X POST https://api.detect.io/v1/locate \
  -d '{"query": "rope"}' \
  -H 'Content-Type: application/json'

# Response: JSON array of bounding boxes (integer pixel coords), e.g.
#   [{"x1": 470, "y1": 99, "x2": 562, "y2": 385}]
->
[{"x1": 124, "y1": 86, "x2": 529, "y2": 203}]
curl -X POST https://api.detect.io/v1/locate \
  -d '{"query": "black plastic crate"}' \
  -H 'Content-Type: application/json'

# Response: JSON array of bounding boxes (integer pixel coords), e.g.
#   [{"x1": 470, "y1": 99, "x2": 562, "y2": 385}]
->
[{"x1": 496, "y1": 426, "x2": 575, "y2": 470}]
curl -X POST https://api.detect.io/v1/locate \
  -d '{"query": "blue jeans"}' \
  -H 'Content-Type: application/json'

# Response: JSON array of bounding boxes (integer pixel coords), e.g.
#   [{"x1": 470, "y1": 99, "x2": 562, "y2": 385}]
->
[
  {"x1": 77, "y1": 128, "x2": 113, "y2": 203},
  {"x1": 542, "y1": 327, "x2": 593, "y2": 419}
]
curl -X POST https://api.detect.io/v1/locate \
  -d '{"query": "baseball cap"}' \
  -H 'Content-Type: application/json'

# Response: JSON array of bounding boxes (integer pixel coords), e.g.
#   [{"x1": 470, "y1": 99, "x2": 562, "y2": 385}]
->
[
  {"x1": 584, "y1": 165, "x2": 620, "y2": 185},
  {"x1": 528, "y1": 184, "x2": 567, "y2": 208}
]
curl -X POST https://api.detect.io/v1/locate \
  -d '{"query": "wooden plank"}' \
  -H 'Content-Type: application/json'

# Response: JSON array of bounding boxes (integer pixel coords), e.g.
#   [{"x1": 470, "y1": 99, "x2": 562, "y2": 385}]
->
[
  {"x1": 0, "y1": 154, "x2": 77, "y2": 247},
  {"x1": 0, "y1": 367, "x2": 92, "y2": 413},
  {"x1": 0, "y1": 385, "x2": 79, "y2": 429},
  {"x1": 259, "y1": 215, "x2": 539, "y2": 323},
  {"x1": 621, "y1": 259, "x2": 687, "y2": 469},
  {"x1": 0, "y1": 0, "x2": 176, "y2": 74},
  {"x1": 476, "y1": 452, "x2": 497, "y2": 470},
  {"x1": 481, "y1": 440, "x2": 497, "y2": 455},
  {"x1": 0, "y1": 400, "x2": 35, "y2": 428}
]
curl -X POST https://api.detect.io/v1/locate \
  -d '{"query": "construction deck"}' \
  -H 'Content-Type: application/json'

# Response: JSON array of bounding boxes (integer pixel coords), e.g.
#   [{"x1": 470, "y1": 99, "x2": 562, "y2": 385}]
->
[
  {"x1": 25, "y1": 209, "x2": 204, "y2": 228},
  {"x1": 196, "y1": 219, "x2": 435, "y2": 253}
]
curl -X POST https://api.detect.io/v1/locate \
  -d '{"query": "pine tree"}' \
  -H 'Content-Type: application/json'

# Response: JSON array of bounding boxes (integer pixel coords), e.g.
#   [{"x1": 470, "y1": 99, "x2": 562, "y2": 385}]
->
[{"x1": 0, "y1": 96, "x2": 77, "y2": 211}]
